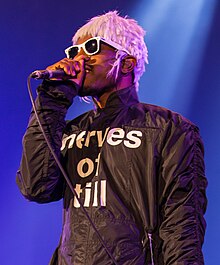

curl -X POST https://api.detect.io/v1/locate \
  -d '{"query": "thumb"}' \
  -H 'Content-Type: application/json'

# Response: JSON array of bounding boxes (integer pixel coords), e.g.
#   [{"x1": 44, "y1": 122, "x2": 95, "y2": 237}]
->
[{"x1": 73, "y1": 57, "x2": 89, "y2": 87}]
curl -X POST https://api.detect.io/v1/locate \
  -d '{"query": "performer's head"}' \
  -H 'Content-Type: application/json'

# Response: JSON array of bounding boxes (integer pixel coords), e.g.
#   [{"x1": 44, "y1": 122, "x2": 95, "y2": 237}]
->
[{"x1": 66, "y1": 11, "x2": 148, "y2": 96}]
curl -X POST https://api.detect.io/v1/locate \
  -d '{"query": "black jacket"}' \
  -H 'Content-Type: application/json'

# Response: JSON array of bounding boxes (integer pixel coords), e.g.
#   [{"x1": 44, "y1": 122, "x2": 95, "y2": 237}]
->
[{"x1": 16, "y1": 80, "x2": 207, "y2": 265}]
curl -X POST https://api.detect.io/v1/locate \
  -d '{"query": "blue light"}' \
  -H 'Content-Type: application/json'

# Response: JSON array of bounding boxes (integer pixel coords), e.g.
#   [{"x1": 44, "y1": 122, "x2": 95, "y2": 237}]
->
[{"x1": 132, "y1": 0, "x2": 217, "y2": 115}]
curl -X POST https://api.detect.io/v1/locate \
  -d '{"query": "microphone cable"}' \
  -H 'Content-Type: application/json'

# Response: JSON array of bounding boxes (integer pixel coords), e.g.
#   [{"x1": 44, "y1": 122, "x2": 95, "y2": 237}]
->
[{"x1": 27, "y1": 74, "x2": 119, "y2": 265}]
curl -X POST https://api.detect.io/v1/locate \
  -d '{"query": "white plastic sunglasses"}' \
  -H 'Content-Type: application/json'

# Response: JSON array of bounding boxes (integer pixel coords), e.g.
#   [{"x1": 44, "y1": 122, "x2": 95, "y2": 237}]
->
[{"x1": 65, "y1": 36, "x2": 130, "y2": 59}]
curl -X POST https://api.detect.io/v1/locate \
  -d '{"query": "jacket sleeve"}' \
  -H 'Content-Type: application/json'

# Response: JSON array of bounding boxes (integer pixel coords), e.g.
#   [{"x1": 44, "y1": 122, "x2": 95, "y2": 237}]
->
[
  {"x1": 159, "y1": 120, "x2": 207, "y2": 265},
  {"x1": 16, "y1": 80, "x2": 78, "y2": 203}
]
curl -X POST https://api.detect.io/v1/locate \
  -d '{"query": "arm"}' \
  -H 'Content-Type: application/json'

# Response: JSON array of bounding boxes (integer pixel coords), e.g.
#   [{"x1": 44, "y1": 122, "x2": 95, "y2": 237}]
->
[
  {"x1": 159, "y1": 121, "x2": 207, "y2": 264},
  {"x1": 16, "y1": 79, "x2": 78, "y2": 203}
]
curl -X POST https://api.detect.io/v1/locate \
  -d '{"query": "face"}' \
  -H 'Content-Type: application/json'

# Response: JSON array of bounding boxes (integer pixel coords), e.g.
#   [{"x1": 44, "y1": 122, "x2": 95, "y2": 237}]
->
[{"x1": 74, "y1": 35, "x2": 118, "y2": 97}]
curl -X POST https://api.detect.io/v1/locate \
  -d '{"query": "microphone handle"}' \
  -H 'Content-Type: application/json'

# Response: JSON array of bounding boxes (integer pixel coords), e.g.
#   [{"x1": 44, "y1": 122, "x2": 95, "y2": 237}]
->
[{"x1": 31, "y1": 69, "x2": 65, "y2": 79}]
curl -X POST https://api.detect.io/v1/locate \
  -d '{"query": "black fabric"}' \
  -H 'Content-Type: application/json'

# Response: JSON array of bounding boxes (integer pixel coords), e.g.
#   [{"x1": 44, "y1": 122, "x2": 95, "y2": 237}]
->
[{"x1": 16, "y1": 81, "x2": 207, "y2": 265}]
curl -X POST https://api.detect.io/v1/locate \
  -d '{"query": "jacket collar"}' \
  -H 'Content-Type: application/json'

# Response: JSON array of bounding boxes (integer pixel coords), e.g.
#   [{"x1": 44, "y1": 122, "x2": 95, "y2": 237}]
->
[{"x1": 95, "y1": 85, "x2": 139, "y2": 112}]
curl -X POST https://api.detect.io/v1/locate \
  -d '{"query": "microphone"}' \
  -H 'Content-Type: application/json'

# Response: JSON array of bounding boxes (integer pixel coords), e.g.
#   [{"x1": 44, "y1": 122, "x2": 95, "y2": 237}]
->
[{"x1": 31, "y1": 69, "x2": 65, "y2": 79}]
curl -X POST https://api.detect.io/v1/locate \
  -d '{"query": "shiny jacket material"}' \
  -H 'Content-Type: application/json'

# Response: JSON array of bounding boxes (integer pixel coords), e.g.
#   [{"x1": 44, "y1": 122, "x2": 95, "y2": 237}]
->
[{"x1": 16, "y1": 80, "x2": 207, "y2": 265}]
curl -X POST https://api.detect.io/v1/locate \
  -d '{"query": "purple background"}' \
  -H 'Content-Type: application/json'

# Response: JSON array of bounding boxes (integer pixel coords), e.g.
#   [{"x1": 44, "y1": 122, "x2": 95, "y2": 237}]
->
[{"x1": 0, "y1": 0, "x2": 219, "y2": 264}]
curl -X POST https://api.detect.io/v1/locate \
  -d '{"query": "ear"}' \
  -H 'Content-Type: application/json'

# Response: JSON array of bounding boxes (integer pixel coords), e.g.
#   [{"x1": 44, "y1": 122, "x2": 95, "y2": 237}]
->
[{"x1": 121, "y1": 56, "x2": 137, "y2": 74}]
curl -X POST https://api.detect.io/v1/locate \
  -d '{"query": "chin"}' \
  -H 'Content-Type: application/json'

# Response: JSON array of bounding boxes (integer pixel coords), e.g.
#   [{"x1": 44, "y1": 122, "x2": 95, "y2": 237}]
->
[{"x1": 78, "y1": 86, "x2": 98, "y2": 97}]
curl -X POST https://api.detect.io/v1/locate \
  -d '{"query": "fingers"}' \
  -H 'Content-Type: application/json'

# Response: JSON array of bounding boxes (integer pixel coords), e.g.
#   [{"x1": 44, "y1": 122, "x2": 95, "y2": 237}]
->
[
  {"x1": 74, "y1": 56, "x2": 87, "y2": 87},
  {"x1": 46, "y1": 58, "x2": 78, "y2": 77},
  {"x1": 46, "y1": 55, "x2": 89, "y2": 84}
]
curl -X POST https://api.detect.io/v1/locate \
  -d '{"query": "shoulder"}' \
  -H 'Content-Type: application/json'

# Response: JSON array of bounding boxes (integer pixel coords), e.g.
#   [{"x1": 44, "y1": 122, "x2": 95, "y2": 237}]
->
[{"x1": 130, "y1": 102, "x2": 198, "y2": 132}]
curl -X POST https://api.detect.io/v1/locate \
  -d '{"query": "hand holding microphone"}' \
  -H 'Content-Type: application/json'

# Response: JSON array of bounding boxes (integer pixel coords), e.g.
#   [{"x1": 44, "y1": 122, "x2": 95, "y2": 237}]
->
[{"x1": 31, "y1": 56, "x2": 89, "y2": 87}]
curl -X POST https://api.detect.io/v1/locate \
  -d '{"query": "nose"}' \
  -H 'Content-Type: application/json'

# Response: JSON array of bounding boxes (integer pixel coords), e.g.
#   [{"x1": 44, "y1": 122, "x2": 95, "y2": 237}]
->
[
  {"x1": 74, "y1": 49, "x2": 91, "y2": 65},
  {"x1": 75, "y1": 47, "x2": 87, "y2": 58},
  {"x1": 73, "y1": 54, "x2": 91, "y2": 67}
]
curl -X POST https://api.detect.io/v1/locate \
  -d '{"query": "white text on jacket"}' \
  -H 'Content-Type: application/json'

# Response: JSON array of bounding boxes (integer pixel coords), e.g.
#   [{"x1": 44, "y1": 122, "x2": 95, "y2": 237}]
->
[{"x1": 61, "y1": 127, "x2": 143, "y2": 150}]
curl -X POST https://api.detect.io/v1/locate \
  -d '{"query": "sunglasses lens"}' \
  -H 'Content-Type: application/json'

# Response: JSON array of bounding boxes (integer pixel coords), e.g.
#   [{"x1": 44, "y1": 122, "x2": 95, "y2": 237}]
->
[
  {"x1": 67, "y1": 47, "x2": 79, "y2": 59},
  {"x1": 85, "y1": 39, "x2": 99, "y2": 54}
]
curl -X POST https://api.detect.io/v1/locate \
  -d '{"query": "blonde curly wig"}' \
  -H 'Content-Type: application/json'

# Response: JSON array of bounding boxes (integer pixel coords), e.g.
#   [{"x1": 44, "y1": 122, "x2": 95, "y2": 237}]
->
[{"x1": 72, "y1": 11, "x2": 149, "y2": 90}]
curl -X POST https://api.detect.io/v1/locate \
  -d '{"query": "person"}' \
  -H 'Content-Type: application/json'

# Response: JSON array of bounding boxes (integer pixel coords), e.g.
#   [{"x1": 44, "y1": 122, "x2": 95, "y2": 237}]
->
[{"x1": 16, "y1": 11, "x2": 207, "y2": 265}]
